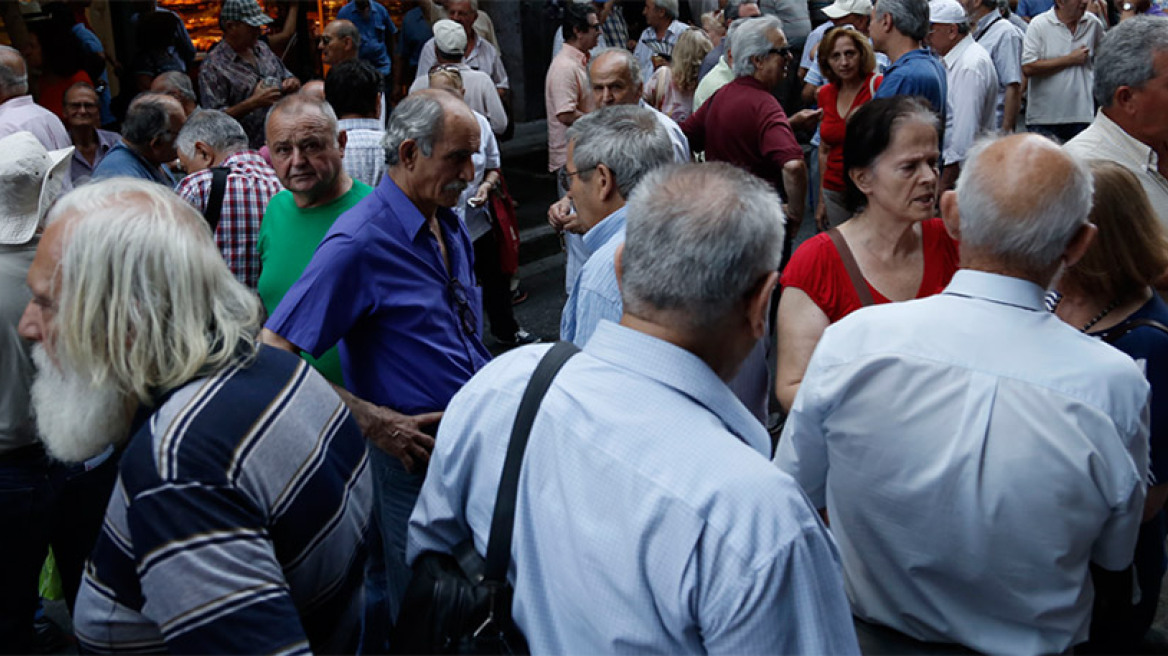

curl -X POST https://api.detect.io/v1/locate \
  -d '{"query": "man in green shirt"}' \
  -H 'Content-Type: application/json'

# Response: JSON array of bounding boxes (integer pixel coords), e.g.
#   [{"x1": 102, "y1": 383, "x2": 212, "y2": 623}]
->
[{"x1": 258, "y1": 94, "x2": 373, "y2": 386}]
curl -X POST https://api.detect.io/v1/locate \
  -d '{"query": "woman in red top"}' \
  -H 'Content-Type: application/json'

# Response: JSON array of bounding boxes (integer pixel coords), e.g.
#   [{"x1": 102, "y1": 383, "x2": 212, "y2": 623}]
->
[
  {"x1": 775, "y1": 96, "x2": 959, "y2": 411},
  {"x1": 815, "y1": 27, "x2": 881, "y2": 230}
]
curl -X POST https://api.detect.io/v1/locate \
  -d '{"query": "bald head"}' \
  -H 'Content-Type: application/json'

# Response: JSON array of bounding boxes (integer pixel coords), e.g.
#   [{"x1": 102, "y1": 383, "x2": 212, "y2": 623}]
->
[
  {"x1": 955, "y1": 134, "x2": 1093, "y2": 280},
  {"x1": 590, "y1": 49, "x2": 644, "y2": 107},
  {"x1": 0, "y1": 45, "x2": 29, "y2": 100},
  {"x1": 321, "y1": 19, "x2": 360, "y2": 66}
]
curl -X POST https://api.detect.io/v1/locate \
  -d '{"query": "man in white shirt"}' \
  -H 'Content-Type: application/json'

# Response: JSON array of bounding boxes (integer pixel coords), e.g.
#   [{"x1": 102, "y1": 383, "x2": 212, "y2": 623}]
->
[
  {"x1": 776, "y1": 133, "x2": 1151, "y2": 655},
  {"x1": 407, "y1": 20, "x2": 508, "y2": 135},
  {"x1": 963, "y1": 0, "x2": 1024, "y2": 130},
  {"x1": 415, "y1": 0, "x2": 509, "y2": 95},
  {"x1": 0, "y1": 47, "x2": 70, "y2": 151},
  {"x1": 1022, "y1": 0, "x2": 1105, "y2": 142},
  {"x1": 1064, "y1": 16, "x2": 1168, "y2": 228},
  {"x1": 927, "y1": 0, "x2": 997, "y2": 189},
  {"x1": 634, "y1": 0, "x2": 688, "y2": 85}
]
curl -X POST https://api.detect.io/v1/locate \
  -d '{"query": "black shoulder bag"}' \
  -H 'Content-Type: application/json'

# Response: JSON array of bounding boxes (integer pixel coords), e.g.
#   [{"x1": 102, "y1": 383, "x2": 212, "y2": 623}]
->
[
  {"x1": 391, "y1": 341, "x2": 580, "y2": 655},
  {"x1": 203, "y1": 166, "x2": 231, "y2": 234}
]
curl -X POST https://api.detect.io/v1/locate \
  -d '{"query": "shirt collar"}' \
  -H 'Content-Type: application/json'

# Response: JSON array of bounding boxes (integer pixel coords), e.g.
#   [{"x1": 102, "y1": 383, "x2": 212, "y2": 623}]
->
[
  {"x1": 972, "y1": 11, "x2": 1001, "y2": 38},
  {"x1": 0, "y1": 95, "x2": 34, "y2": 110},
  {"x1": 942, "y1": 269, "x2": 1049, "y2": 312},
  {"x1": 560, "y1": 42, "x2": 589, "y2": 66},
  {"x1": 376, "y1": 172, "x2": 461, "y2": 239},
  {"x1": 584, "y1": 321, "x2": 773, "y2": 457},
  {"x1": 1094, "y1": 110, "x2": 1160, "y2": 173},
  {"x1": 582, "y1": 205, "x2": 627, "y2": 254},
  {"x1": 942, "y1": 35, "x2": 973, "y2": 69}
]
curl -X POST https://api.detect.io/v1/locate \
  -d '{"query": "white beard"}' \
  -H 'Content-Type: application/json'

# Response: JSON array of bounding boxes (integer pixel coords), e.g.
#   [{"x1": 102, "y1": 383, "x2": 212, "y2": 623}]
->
[{"x1": 30, "y1": 345, "x2": 133, "y2": 464}]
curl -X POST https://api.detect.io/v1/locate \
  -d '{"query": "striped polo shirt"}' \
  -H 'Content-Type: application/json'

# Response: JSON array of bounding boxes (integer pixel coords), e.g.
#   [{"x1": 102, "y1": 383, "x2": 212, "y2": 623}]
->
[{"x1": 73, "y1": 345, "x2": 372, "y2": 654}]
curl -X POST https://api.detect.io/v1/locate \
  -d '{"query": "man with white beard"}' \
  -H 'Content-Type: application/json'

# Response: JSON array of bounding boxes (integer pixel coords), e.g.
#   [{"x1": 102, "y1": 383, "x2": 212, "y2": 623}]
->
[{"x1": 17, "y1": 178, "x2": 373, "y2": 653}]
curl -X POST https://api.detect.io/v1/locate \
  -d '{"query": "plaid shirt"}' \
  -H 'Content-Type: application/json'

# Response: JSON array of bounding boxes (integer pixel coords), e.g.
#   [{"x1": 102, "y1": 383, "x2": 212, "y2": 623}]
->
[
  {"x1": 198, "y1": 40, "x2": 293, "y2": 148},
  {"x1": 600, "y1": 3, "x2": 629, "y2": 50},
  {"x1": 337, "y1": 118, "x2": 386, "y2": 187},
  {"x1": 176, "y1": 150, "x2": 283, "y2": 289}
]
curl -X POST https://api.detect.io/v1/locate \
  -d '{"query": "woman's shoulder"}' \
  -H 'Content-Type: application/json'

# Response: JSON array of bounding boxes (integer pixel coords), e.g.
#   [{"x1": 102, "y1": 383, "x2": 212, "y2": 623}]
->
[{"x1": 783, "y1": 232, "x2": 844, "y2": 288}]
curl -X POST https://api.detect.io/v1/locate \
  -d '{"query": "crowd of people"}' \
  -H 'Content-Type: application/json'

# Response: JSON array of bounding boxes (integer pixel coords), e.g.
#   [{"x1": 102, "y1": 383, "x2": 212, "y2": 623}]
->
[{"x1": 1, "y1": 0, "x2": 1167, "y2": 652}]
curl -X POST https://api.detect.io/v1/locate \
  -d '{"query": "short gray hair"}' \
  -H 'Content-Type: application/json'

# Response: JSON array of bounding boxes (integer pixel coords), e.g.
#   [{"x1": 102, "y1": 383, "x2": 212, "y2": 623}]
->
[
  {"x1": 123, "y1": 93, "x2": 179, "y2": 146},
  {"x1": 589, "y1": 47, "x2": 643, "y2": 90},
  {"x1": 1094, "y1": 15, "x2": 1168, "y2": 107},
  {"x1": 956, "y1": 135, "x2": 1092, "y2": 274},
  {"x1": 621, "y1": 162, "x2": 785, "y2": 330},
  {"x1": 175, "y1": 110, "x2": 249, "y2": 159},
  {"x1": 566, "y1": 105, "x2": 674, "y2": 199},
  {"x1": 654, "y1": 0, "x2": 680, "y2": 19},
  {"x1": 265, "y1": 93, "x2": 340, "y2": 143},
  {"x1": 153, "y1": 71, "x2": 197, "y2": 104},
  {"x1": 732, "y1": 16, "x2": 783, "y2": 77},
  {"x1": 332, "y1": 19, "x2": 361, "y2": 48},
  {"x1": 873, "y1": 0, "x2": 930, "y2": 42},
  {"x1": 46, "y1": 178, "x2": 263, "y2": 403},
  {"x1": 385, "y1": 93, "x2": 444, "y2": 165},
  {"x1": 725, "y1": 17, "x2": 751, "y2": 57},
  {"x1": 0, "y1": 46, "x2": 29, "y2": 96}
]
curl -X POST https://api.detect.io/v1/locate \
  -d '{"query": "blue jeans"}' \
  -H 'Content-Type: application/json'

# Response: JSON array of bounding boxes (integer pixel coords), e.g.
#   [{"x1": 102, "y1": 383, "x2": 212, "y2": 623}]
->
[
  {"x1": 367, "y1": 447, "x2": 425, "y2": 630},
  {"x1": 0, "y1": 444, "x2": 118, "y2": 653}
]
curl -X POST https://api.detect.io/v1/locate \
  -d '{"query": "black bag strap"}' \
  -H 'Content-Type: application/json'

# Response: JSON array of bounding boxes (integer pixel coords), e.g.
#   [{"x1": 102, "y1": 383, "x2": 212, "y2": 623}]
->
[
  {"x1": 1103, "y1": 318, "x2": 1168, "y2": 344},
  {"x1": 484, "y1": 341, "x2": 580, "y2": 584},
  {"x1": 828, "y1": 227, "x2": 875, "y2": 307},
  {"x1": 204, "y1": 166, "x2": 231, "y2": 233}
]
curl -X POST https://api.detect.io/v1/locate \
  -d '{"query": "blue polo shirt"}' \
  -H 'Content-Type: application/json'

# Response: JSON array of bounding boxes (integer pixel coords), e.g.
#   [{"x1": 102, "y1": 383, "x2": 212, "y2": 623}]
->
[
  {"x1": 265, "y1": 174, "x2": 490, "y2": 415},
  {"x1": 91, "y1": 142, "x2": 176, "y2": 187},
  {"x1": 874, "y1": 47, "x2": 948, "y2": 117},
  {"x1": 337, "y1": 0, "x2": 397, "y2": 76}
]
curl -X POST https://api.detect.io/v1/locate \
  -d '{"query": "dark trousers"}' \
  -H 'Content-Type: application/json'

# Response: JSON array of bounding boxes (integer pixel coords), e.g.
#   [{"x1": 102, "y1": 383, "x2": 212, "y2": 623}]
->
[
  {"x1": 473, "y1": 230, "x2": 519, "y2": 341},
  {"x1": 0, "y1": 444, "x2": 119, "y2": 653}
]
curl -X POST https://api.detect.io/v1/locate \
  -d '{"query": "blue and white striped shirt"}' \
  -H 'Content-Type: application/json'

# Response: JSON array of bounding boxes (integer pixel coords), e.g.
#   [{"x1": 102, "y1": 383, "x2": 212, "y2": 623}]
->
[{"x1": 74, "y1": 346, "x2": 373, "y2": 654}]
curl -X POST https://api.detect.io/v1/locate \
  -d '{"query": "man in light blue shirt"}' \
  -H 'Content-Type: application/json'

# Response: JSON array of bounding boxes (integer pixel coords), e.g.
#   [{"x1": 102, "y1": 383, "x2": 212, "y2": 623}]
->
[
  {"x1": 410, "y1": 162, "x2": 859, "y2": 655},
  {"x1": 776, "y1": 134, "x2": 1151, "y2": 654},
  {"x1": 869, "y1": 0, "x2": 950, "y2": 139}
]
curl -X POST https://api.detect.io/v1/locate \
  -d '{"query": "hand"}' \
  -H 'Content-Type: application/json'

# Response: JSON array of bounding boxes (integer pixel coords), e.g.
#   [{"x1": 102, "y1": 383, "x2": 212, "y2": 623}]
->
[
  {"x1": 547, "y1": 196, "x2": 574, "y2": 232},
  {"x1": 815, "y1": 201, "x2": 828, "y2": 232},
  {"x1": 355, "y1": 401, "x2": 443, "y2": 473},
  {"x1": 1067, "y1": 46, "x2": 1090, "y2": 66},
  {"x1": 249, "y1": 80, "x2": 283, "y2": 109},
  {"x1": 789, "y1": 108, "x2": 824, "y2": 132},
  {"x1": 470, "y1": 182, "x2": 491, "y2": 207},
  {"x1": 281, "y1": 77, "x2": 301, "y2": 95}
]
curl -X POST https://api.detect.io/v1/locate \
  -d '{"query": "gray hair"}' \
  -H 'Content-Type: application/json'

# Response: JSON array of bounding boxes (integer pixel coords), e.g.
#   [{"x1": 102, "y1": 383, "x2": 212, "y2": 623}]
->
[
  {"x1": 956, "y1": 136, "x2": 1092, "y2": 274},
  {"x1": 654, "y1": 0, "x2": 680, "y2": 19},
  {"x1": 0, "y1": 46, "x2": 29, "y2": 97},
  {"x1": 332, "y1": 19, "x2": 361, "y2": 48},
  {"x1": 873, "y1": 0, "x2": 930, "y2": 42},
  {"x1": 1094, "y1": 15, "x2": 1168, "y2": 107},
  {"x1": 732, "y1": 16, "x2": 783, "y2": 77},
  {"x1": 153, "y1": 71, "x2": 197, "y2": 104},
  {"x1": 175, "y1": 110, "x2": 249, "y2": 159},
  {"x1": 566, "y1": 105, "x2": 674, "y2": 199},
  {"x1": 725, "y1": 17, "x2": 751, "y2": 57},
  {"x1": 45, "y1": 178, "x2": 263, "y2": 403},
  {"x1": 385, "y1": 93, "x2": 444, "y2": 166},
  {"x1": 123, "y1": 93, "x2": 179, "y2": 146},
  {"x1": 589, "y1": 47, "x2": 643, "y2": 92},
  {"x1": 265, "y1": 93, "x2": 341, "y2": 143},
  {"x1": 621, "y1": 162, "x2": 785, "y2": 330}
]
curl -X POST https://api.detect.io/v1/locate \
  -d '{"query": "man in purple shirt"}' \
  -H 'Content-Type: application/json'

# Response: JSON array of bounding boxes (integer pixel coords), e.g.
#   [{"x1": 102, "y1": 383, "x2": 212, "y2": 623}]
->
[{"x1": 262, "y1": 90, "x2": 488, "y2": 622}]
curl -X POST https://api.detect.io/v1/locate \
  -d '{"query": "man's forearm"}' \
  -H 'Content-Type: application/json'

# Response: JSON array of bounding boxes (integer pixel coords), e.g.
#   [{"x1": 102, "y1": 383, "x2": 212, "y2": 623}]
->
[
  {"x1": 1002, "y1": 83, "x2": 1022, "y2": 132},
  {"x1": 1021, "y1": 56, "x2": 1075, "y2": 78},
  {"x1": 782, "y1": 160, "x2": 807, "y2": 227},
  {"x1": 225, "y1": 98, "x2": 256, "y2": 119}
]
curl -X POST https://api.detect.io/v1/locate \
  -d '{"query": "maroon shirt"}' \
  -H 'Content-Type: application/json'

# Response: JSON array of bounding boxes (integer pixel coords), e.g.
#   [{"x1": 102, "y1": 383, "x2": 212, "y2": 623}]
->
[{"x1": 680, "y1": 76, "x2": 803, "y2": 196}]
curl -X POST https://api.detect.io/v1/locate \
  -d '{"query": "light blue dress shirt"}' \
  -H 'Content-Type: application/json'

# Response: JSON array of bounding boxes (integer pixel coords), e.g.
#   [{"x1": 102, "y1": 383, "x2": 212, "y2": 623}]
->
[
  {"x1": 560, "y1": 207, "x2": 625, "y2": 346},
  {"x1": 776, "y1": 269, "x2": 1151, "y2": 655},
  {"x1": 410, "y1": 322, "x2": 859, "y2": 654}
]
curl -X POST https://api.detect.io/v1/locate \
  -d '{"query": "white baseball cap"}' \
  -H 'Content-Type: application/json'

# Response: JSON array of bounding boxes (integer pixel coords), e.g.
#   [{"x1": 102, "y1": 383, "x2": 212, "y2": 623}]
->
[
  {"x1": 823, "y1": 0, "x2": 874, "y2": 19},
  {"x1": 929, "y1": 0, "x2": 968, "y2": 23},
  {"x1": 434, "y1": 19, "x2": 468, "y2": 56},
  {"x1": 0, "y1": 132, "x2": 73, "y2": 246}
]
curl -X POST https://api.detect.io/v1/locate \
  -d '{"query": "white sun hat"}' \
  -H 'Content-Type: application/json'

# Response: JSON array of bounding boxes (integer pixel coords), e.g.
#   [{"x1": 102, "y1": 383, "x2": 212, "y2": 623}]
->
[{"x1": 0, "y1": 131, "x2": 73, "y2": 245}]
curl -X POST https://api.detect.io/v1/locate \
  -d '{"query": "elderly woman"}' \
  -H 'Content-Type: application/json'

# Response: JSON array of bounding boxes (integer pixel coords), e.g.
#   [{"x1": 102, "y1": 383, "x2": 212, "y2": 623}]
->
[
  {"x1": 1049, "y1": 160, "x2": 1168, "y2": 651},
  {"x1": 775, "y1": 96, "x2": 959, "y2": 410},
  {"x1": 644, "y1": 28, "x2": 713, "y2": 123},
  {"x1": 815, "y1": 27, "x2": 882, "y2": 230}
]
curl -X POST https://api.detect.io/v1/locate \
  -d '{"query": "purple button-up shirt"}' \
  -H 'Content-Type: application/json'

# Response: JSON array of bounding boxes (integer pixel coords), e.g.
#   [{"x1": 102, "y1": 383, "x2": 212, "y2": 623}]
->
[
  {"x1": 69, "y1": 128, "x2": 121, "y2": 185},
  {"x1": 265, "y1": 174, "x2": 490, "y2": 414}
]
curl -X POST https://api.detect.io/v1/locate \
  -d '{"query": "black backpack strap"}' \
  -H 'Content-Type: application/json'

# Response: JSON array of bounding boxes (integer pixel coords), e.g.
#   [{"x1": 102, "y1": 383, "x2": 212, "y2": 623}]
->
[
  {"x1": 204, "y1": 166, "x2": 231, "y2": 233},
  {"x1": 484, "y1": 341, "x2": 580, "y2": 584},
  {"x1": 1103, "y1": 318, "x2": 1168, "y2": 345}
]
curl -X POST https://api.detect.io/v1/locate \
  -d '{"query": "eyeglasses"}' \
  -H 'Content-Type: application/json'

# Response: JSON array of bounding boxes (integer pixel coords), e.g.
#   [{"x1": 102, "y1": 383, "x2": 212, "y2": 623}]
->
[
  {"x1": 447, "y1": 278, "x2": 478, "y2": 337},
  {"x1": 767, "y1": 46, "x2": 794, "y2": 59},
  {"x1": 429, "y1": 64, "x2": 463, "y2": 75},
  {"x1": 587, "y1": 22, "x2": 602, "y2": 31},
  {"x1": 557, "y1": 165, "x2": 597, "y2": 190}
]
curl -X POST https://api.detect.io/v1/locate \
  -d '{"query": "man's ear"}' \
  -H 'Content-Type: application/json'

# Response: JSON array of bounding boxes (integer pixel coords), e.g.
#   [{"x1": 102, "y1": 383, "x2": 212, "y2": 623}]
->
[
  {"x1": 747, "y1": 271, "x2": 779, "y2": 339},
  {"x1": 940, "y1": 189, "x2": 961, "y2": 241},
  {"x1": 399, "y1": 139, "x2": 418, "y2": 167},
  {"x1": 194, "y1": 141, "x2": 215, "y2": 167},
  {"x1": 1062, "y1": 222, "x2": 1097, "y2": 269},
  {"x1": 596, "y1": 163, "x2": 617, "y2": 202},
  {"x1": 337, "y1": 130, "x2": 348, "y2": 155}
]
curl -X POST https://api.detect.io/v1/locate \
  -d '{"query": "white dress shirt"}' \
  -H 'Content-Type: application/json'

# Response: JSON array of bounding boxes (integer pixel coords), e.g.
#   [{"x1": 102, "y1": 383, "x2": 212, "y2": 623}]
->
[
  {"x1": 1022, "y1": 9, "x2": 1104, "y2": 125},
  {"x1": 942, "y1": 36, "x2": 998, "y2": 164},
  {"x1": 408, "y1": 63, "x2": 508, "y2": 134},
  {"x1": 1064, "y1": 110, "x2": 1168, "y2": 229},
  {"x1": 641, "y1": 100, "x2": 691, "y2": 163},
  {"x1": 775, "y1": 269, "x2": 1150, "y2": 655},
  {"x1": 410, "y1": 322, "x2": 860, "y2": 654}
]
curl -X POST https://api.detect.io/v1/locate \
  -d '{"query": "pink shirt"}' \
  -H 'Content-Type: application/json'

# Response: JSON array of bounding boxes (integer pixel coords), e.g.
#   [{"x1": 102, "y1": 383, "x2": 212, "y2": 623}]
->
[
  {"x1": 0, "y1": 95, "x2": 71, "y2": 151},
  {"x1": 544, "y1": 43, "x2": 594, "y2": 172}
]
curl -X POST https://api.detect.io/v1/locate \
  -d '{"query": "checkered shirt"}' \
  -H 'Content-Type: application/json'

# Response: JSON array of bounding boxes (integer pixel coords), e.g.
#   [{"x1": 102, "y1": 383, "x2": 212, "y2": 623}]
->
[
  {"x1": 176, "y1": 150, "x2": 283, "y2": 289},
  {"x1": 600, "y1": 6, "x2": 629, "y2": 50}
]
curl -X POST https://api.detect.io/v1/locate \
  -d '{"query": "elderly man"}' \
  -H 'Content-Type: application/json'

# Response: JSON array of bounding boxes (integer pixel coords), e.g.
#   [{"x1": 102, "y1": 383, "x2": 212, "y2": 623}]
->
[
  {"x1": 174, "y1": 109, "x2": 282, "y2": 289},
  {"x1": 963, "y1": 0, "x2": 1024, "y2": 131},
  {"x1": 1064, "y1": 16, "x2": 1168, "y2": 226},
  {"x1": 62, "y1": 82, "x2": 120, "y2": 185},
  {"x1": 683, "y1": 16, "x2": 814, "y2": 238},
  {"x1": 262, "y1": 91, "x2": 489, "y2": 622},
  {"x1": 1022, "y1": 0, "x2": 1104, "y2": 142},
  {"x1": 589, "y1": 48, "x2": 689, "y2": 161},
  {"x1": 415, "y1": 0, "x2": 509, "y2": 94},
  {"x1": 407, "y1": 20, "x2": 508, "y2": 134},
  {"x1": 634, "y1": 0, "x2": 688, "y2": 85},
  {"x1": 0, "y1": 132, "x2": 101, "y2": 654},
  {"x1": 320, "y1": 18, "x2": 361, "y2": 67},
  {"x1": 776, "y1": 134, "x2": 1150, "y2": 654},
  {"x1": 92, "y1": 93, "x2": 184, "y2": 187},
  {"x1": 326, "y1": 59, "x2": 386, "y2": 186},
  {"x1": 337, "y1": 0, "x2": 398, "y2": 91},
  {"x1": 928, "y1": 0, "x2": 997, "y2": 189},
  {"x1": 699, "y1": 0, "x2": 760, "y2": 80},
  {"x1": 199, "y1": 0, "x2": 300, "y2": 149},
  {"x1": 408, "y1": 162, "x2": 860, "y2": 654},
  {"x1": 258, "y1": 94, "x2": 372, "y2": 387},
  {"x1": 694, "y1": 18, "x2": 751, "y2": 110},
  {"x1": 0, "y1": 46, "x2": 69, "y2": 150},
  {"x1": 150, "y1": 71, "x2": 199, "y2": 117},
  {"x1": 19, "y1": 178, "x2": 371, "y2": 653},
  {"x1": 871, "y1": 0, "x2": 949, "y2": 122}
]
